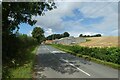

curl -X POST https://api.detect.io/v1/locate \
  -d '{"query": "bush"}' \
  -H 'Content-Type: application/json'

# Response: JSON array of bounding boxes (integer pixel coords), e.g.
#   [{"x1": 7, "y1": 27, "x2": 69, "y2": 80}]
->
[
  {"x1": 2, "y1": 34, "x2": 38, "y2": 78},
  {"x1": 53, "y1": 44, "x2": 120, "y2": 65}
]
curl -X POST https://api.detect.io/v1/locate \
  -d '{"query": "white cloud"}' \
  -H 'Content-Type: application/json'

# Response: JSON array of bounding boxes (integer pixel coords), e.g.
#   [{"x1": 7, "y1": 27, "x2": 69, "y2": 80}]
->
[
  {"x1": 79, "y1": 2, "x2": 118, "y2": 36},
  {"x1": 44, "y1": 28, "x2": 53, "y2": 37},
  {"x1": 32, "y1": 1, "x2": 118, "y2": 37},
  {"x1": 32, "y1": 2, "x2": 82, "y2": 31}
]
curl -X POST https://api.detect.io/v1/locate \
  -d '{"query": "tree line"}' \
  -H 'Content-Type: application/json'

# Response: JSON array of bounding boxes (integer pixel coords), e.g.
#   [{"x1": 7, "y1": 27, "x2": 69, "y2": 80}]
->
[
  {"x1": 79, "y1": 34, "x2": 102, "y2": 37},
  {"x1": 46, "y1": 32, "x2": 70, "y2": 40}
]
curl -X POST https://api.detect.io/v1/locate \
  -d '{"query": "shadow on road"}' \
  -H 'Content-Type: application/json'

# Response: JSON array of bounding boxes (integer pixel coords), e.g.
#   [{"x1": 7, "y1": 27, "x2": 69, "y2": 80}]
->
[{"x1": 33, "y1": 52, "x2": 91, "y2": 78}]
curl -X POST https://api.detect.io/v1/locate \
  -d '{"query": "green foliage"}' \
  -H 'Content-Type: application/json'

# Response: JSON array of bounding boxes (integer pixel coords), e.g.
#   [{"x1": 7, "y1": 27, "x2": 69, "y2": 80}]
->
[
  {"x1": 2, "y1": 34, "x2": 38, "y2": 79},
  {"x1": 79, "y1": 34, "x2": 83, "y2": 37},
  {"x1": 52, "y1": 44, "x2": 120, "y2": 65},
  {"x1": 9, "y1": 46, "x2": 38, "y2": 78},
  {"x1": 2, "y1": 2, "x2": 56, "y2": 78},
  {"x1": 32, "y1": 27, "x2": 45, "y2": 43},
  {"x1": 46, "y1": 34, "x2": 62, "y2": 40},
  {"x1": 79, "y1": 33, "x2": 102, "y2": 37},
  {"x1": 2, "y1": 2, "x2": 56, "y2": 34},
  {"x1": 63, "y1": 32, "x2": 70, "y2": 37},
  {"x1": 46, "y1": 32, "x2": 70, "y2": 40}
]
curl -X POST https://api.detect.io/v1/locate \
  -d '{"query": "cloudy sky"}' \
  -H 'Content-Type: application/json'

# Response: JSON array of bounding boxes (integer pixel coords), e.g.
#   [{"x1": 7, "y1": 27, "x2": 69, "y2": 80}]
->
[{"x1": 19, "y1": 1, "x2": 119, "y2": 37}]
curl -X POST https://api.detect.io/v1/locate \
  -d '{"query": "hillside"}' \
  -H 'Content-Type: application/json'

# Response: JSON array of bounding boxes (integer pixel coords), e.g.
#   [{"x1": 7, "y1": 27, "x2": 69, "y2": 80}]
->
[{"x1": 80, "y1": 36, "x2": 119, "y2": 47}]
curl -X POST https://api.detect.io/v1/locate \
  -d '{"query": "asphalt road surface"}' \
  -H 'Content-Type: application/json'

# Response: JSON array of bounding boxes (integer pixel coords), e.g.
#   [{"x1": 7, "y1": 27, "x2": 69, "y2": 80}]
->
[{"x1": 33, "y1": 44, "x2": 118, "y2": 78}]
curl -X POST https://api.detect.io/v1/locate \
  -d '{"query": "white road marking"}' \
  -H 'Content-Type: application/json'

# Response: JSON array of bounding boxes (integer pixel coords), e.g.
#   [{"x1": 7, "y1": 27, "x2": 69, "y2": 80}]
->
[
  {"x1": 51, "y1": 51, "x2": 64, "y2": 53},
  {"x1": 60, "y1": 51, "x2": 66, "y2": 53},
  {"x1": 61, "y1": 59, "x2": 69, "y2": 63},
  {"x1": 37, "y1": 71, "x2": 42, "y2": 74},
  {"x1": 61, "y1": 59, "x2": 91, "y2": 76},
  {"x1": 45, "y1": 46, "x2": 50, "y2": 51},
  {"x1": 76, "y1": 67, "x2": 91, "y2": 76}
]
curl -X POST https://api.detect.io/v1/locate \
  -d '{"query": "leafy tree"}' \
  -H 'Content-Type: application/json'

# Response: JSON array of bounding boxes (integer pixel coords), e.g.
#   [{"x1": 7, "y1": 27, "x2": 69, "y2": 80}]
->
[
  {"x1": 32, "y1": 27, "x2": 45, "y2": 43},
  {"x1": 2, "y1": 2, "x2": 56, "y2": 35},
  {"x1": 2, "y1": 2, "x2": 56, "y2": 78},
  {"x1": 79, "y1": 34, "x2": 83, "y2": 37},
  {"x1": 79, "y1": 34, "x2": 102, "y2": 37},
  {"x1": 94, "y1": 34, "x2": 102, "y2": 37},
  {"x1": 46, "y1": 32, "x2": 70, "y2": 40},
  {"x1": 63, "y1": 32, "x2": 70, "y2": 37}
]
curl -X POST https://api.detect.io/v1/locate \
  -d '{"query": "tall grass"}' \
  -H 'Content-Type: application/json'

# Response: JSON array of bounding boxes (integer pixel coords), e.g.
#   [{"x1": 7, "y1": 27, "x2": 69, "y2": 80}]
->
[
  {"x1": 9, "y1": 46, "x2": 38, "y2": 78},
  {"x1": 2, "y1": 34, "x2": 38, "y2": 79}
]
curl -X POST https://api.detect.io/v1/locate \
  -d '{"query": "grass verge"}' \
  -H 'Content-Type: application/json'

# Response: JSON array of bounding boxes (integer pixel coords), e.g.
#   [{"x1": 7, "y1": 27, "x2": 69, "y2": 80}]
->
[
  {"x1": 9, "y1": 45, "x2": 39, "y2": 78},
  {"x1": 51, "y1": 44, "x2": 120, "y2": 69}
]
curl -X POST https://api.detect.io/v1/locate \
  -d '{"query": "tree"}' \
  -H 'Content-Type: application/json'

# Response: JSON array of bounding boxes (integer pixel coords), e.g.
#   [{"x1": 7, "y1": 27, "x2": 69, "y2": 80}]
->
[
  {"x1": 32, "y1": 27, "x2": 45, "y2": 43},
  {"x1": 2, "y1": 2, "x2": 56, "y2": 78},
  {"x1": 46, "y1": 32, "x2": 70, "y2": 40},
  {"x1": 95, "y1": 34, "x2": 102, "y2": 37},
  {"x1": 63, "y1": 32, "x2": 70, "y2": 37},
  {"x1": 79, "y1": 34, "x2": 83, "y2": 37},
  {"x1": 2, "y1": 2, "x2": 56, "y2": 35},
  {"x1": 91, "y1": 34, "x2": 102, "y2": 37}
]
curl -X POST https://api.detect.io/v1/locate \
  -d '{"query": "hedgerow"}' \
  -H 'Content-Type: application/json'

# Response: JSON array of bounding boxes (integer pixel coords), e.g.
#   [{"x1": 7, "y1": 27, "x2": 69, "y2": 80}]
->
[
  {"x1": 2, "y1": 34, "x2": 38, "y2": 78},
  {"x1": 53, "y1": 44, "x2": 120, "y2": 65}
]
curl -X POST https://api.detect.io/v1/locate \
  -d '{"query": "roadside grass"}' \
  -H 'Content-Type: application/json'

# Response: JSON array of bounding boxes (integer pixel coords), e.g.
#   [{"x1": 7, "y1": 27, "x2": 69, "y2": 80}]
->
[
  {"x1": 9, "y1": 45, "x2": 39, "y2": 78},
  {"x1": 51, "y1": 44, "x2": 120, "y2": 69},
  {"x1": 90, "y1": 57, "x2": 120, "y2": 69}
]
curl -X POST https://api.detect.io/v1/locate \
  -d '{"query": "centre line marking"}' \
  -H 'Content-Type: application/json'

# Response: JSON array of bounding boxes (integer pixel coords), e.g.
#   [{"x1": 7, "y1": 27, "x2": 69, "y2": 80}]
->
[
  {"x1": 45, "y1": 46, "x2": 50, "y2": 51},
  {"x1": 61, "y1": 59, "x2": 91, "y2": 76}
]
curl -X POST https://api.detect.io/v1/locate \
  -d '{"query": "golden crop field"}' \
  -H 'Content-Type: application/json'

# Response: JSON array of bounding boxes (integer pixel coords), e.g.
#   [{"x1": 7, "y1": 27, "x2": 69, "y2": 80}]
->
[{"x1": 80, "y1": 36, "x2": 120, "y2": 47}]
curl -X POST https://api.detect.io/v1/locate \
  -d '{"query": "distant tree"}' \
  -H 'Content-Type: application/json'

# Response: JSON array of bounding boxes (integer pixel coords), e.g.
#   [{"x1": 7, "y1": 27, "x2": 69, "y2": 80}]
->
[
  {"x1": 55, "y1": 34, "x2": 62, "y2": 39},
  {"x1": 86, "y1": 35, "x2": 90, "y2": 37},
  {"x1": 95, "y1": 34, "x2": 102, "y2": 37},
  {"x1": 46, "y1": 35, "x2": 52, "y2": 40},
  {"x1": 63, "y1": 32, "x2": 70, "y2": 37},
  {"x1": 32, "y1": 27, "x2": 45, "y2": 43},
  {"x1": 92, "y1": 34, "x2": 102, "y2": 37},
  {"x1": 79, "y1": 34, "x2": 83, "y2": 37},
  {"x1": 81, "y1": 34, "x2": 102, "y2": 37},
  {"x1": 46, "y1": 32, "x2": 70, "y2": 40},
  {"x1": 84, "y1": 35, "x2": 87, "y2": 37}
]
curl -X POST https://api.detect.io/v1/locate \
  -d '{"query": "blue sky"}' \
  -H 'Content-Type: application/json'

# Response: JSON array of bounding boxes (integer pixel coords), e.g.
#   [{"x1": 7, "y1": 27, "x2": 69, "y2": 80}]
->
[
  {"x1": 18, "y1": 1, "x2": 118, "y2": 37},
  {"x1": 18, "y1": 23, "x2": 33, "y2": 35}
]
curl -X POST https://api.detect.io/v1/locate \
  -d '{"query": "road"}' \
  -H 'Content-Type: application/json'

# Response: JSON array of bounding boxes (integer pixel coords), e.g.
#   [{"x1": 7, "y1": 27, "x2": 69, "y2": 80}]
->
[{"x1": 33, "y1": 44, "x2": 118, "y2": 78}]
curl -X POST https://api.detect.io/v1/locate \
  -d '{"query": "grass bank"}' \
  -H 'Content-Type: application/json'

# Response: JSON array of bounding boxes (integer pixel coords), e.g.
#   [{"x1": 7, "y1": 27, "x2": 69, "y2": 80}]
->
[
  {"x1": 8, "y1": 45, "x2": 39, "y2": 78},
  {"x1": 51, "y1": 44, "x2": 120, "y2": 69}
]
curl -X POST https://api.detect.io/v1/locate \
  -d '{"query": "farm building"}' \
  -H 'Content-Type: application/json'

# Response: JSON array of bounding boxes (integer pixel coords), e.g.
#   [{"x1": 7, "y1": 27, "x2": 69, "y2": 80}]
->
[{"x1": 53, "y1": 36, "x2": 86, "y2": 45}]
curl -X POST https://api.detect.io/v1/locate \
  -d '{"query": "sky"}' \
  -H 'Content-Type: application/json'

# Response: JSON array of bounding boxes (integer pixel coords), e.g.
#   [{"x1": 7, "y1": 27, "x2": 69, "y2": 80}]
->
[{"x1": 18, "y1": 1, "x2": 119, "y2": 37}]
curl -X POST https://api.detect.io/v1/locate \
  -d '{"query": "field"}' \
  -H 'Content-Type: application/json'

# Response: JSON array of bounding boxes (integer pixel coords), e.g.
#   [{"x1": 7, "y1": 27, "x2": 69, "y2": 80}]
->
[{"x1": 80, "y1": 36, "x2": 119, "y2": 47}]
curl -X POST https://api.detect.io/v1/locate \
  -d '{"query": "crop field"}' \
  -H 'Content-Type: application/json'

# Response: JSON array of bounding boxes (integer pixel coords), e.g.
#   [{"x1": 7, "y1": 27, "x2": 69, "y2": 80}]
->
[{"x1": 80, "y1": 36, "x2": 119, "y2": 47}]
